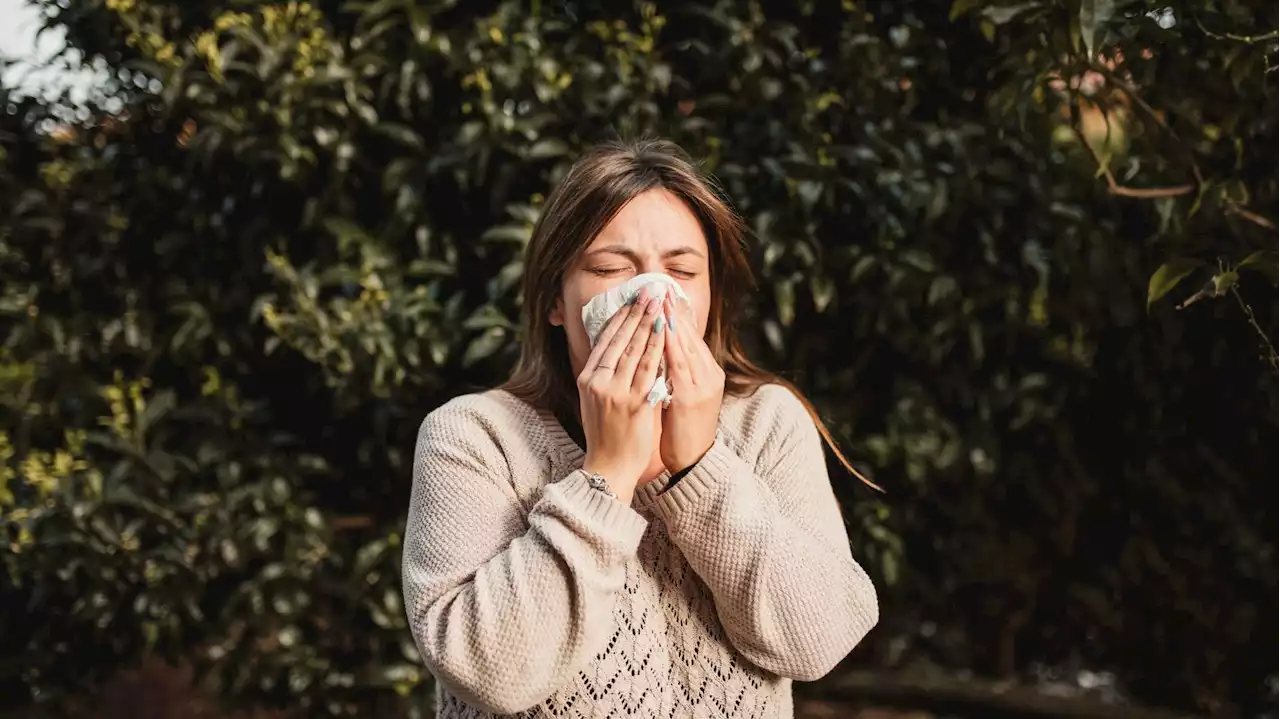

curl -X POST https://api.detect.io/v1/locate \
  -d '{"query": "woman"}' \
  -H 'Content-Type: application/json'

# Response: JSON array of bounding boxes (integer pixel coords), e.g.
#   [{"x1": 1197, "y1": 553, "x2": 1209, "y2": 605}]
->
[{"x1": 402, "y1": 140, "x2": 878, "y2": 718}]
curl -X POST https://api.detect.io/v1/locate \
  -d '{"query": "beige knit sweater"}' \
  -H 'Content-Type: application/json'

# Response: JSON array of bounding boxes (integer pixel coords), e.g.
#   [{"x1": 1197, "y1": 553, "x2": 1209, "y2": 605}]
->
[{"x1": 402, "y1": 384, "x2": 878, "y2": 718}]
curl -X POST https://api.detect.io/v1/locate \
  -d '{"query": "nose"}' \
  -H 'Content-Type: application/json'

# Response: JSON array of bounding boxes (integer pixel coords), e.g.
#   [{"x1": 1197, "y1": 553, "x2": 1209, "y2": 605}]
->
[{"x1": 637, "y1": 253, "x2": 665, "y2": 276}]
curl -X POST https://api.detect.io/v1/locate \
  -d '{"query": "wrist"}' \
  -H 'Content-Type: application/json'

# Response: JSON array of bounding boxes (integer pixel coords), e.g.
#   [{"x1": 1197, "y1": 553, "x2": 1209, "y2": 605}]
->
[
  {"x1": 666, "y1": 441, "x2": 714, "y2": 476},
  {"x1": 581, "y1": 459, "x2": 638, "y2": 502}
]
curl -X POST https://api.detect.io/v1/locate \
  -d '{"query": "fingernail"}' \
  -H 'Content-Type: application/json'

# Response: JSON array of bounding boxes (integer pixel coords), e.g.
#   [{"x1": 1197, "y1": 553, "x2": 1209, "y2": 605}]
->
[
  {"x1": 668, "y1": 311, "x2": 677, "y2": 332},
  {"x1": 654, "y1": 315, "x2": 666, "y2": 334}
]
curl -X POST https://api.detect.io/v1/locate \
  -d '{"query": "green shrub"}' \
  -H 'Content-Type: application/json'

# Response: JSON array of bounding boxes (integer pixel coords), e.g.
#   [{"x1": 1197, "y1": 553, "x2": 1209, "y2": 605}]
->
[{"x1": 2, "y1": 0, "x2": 1274, "y2": 715}]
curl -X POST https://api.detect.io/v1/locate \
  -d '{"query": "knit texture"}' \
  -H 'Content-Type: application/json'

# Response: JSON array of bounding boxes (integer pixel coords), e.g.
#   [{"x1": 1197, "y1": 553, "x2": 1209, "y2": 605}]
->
[{"x1": 402, "y1": 385, "x2": 879, "y2": 718}]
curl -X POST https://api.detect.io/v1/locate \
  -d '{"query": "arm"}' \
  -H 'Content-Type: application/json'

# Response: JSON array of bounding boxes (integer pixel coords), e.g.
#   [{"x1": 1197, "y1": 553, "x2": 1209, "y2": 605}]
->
[
  {"x1": 401, "y1": 402, "x2": 648, "y2": 714},
  {"x1": 650, "y1": 387, "x2": 879, "y2": 681}
]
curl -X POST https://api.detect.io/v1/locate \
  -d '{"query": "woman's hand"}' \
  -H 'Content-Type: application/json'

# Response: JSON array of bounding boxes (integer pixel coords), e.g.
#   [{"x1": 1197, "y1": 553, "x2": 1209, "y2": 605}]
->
[
  {"x1": 660, "y1": 294, "x2": 725, "y2": 473},
  {"x1": 579, "y1": 290, "x2": 667, "y2": 503}
]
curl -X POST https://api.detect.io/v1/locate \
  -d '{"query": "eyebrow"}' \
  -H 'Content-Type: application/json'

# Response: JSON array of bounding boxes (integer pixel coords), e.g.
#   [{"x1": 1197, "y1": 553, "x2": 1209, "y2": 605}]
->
[{"x1": 586, "y1": 244, "x2": 705, "y2": 261}]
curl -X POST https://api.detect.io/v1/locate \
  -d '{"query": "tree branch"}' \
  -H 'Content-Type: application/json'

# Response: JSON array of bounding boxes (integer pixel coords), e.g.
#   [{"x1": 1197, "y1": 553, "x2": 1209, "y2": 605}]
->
[
  {"x1": 1087, "y1": 62, "x2": 1206, "y2": 189},
  {"x1": 1077, "y1": 68, "x2": 1278, "y2": 227},
  {"x1": 1230, "y1": 286, "x2": 1279, "y2": 372},
  {"x1": 1068, "y1": 103, "x2": 1192, "y2": 198},
  {"x1": 1225, "y1": 200, "x2": 1277, "y2": 231},
  {"x1": 1192, "y1": 15, "x2": 1279, "y2": 44}
]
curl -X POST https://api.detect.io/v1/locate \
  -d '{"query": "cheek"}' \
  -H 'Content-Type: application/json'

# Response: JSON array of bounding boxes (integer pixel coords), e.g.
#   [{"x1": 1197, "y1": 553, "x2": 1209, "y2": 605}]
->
[
  {"x1": 683, "y1": 285, "x2": 713, "y2": 336},
  {"x1": 557, "y1": 282, "x2": 596, "y2": 365}
]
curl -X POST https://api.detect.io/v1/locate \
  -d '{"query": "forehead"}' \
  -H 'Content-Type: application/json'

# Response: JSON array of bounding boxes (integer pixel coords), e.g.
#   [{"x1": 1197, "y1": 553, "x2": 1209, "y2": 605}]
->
[{"x1": 588, "y1": 188, "x2": 707, "y2": 252}]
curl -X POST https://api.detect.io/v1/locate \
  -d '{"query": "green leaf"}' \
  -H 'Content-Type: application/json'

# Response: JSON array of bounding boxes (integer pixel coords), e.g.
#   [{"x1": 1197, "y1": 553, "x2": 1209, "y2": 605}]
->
[
  {"x1": 1079, "y1": 0, "x2": 1114, "y2": 58},
  {"x1": 1146, "y1": 258, "x2": 1203, "y2": 309},
  {"x1": 982, "y1": 2, "x2": 1041, "y2": 26},
  {"x1": 481, "y1": 225, "x2": 532, "y2": 244},
  {"x1": 407, "y1": 259, "x2": 455, "y2": 276},
  {"x1": 1237, "y1": 250, "x2": 1278, "y2": 285},
  {"x1": 462, "y1": 327, "x2": 507, "y2": 367},
  {"x1": 487, "y1": 261, "x2": 525, "y2": 299},
  {"x1": 373, "y1": 123, "x2": 423, "y2": 149},
  {"x1": 949, "y1": 0, "x2": 982, "y2": 22},
  {"x1": 527, "y1": 138, "x2": 569, "y2": 159},
  {"x1": 462, "y1": 304, "x2": 515, "y2": 330},
  {"x1": 1211, "y1": 270, "x2": 1238, "y2": 296},
  {"x1": 811, "y1": 275, "x2": 835, "y2": 313},
  {"x1": 775, "y1": 279, "x2": 796, "y2": 326},
  {"x1": 322, "y1": 217, "x2": 374, "y2": 247}
]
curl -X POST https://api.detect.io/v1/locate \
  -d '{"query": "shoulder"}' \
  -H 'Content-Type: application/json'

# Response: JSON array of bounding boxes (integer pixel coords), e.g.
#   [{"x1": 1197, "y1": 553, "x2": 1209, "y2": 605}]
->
[
  {"x1": 721, "y1": 382, "x2": 821, "y2": 455},
  {"x1": 415, "y1": 389, "x2": 543, "y2": 466},
  {"x1": 419, "y1": 389, "x2": 536, "y2": 436},
  {"x1": 726, "y1": 382, "x2": 813, "y2": 430}
]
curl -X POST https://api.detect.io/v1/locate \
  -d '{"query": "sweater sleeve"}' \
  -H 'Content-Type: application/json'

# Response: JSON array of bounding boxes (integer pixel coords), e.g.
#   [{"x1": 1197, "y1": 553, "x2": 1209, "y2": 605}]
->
[
  {"x1": 401, "y1": 402, "x2": 648, "y2": 714},
  {"x1": 649, "y1": 387, "x2": 879, "y2": 681}
]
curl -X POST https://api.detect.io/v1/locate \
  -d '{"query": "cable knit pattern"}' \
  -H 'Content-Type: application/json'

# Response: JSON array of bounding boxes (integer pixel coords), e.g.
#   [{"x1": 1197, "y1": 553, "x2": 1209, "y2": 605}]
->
[{"x1": 402, "y1": 385, "x2": 878, "y2": 718}]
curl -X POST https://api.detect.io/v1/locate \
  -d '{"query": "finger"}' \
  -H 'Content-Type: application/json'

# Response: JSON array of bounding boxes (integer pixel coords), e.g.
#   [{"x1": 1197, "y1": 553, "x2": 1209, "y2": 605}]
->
[
  {"x1": 664, "y1": 297, "x2": 694, "y2": 388},
  {"x1": 630, "y1": 300, "x2": 667, "y2": 393},
  {"x1": 580, "y1": 301, "x2": 635, "y2": 377},
  {"x1": 596, "y1": 289, "x2": 651, "y2": 374},
  {"x1": 615, "y1": 297, "x2": 662, "y2": 384},
  {"x1": 673, "y1": 296, "x2": 715, "y2": 373}
]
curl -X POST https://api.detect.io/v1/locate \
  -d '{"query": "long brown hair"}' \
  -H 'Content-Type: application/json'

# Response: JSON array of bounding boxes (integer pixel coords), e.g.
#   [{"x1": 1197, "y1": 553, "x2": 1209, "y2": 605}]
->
[{"x1": 502, "y1": 139, "x2": 878, "y2": 489}]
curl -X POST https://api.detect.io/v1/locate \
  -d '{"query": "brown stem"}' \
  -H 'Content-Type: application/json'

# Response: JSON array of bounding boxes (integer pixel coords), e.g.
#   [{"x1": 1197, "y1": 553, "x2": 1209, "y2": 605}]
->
[
  {"x1": 1081, "y1": 69, "x2": 1278, "y2": 225},
  {"x1": 1087, "y1": 62, "x2": 1206, "y2": 188},
  {"x1": 1193, "y1": 15, "x2": 1279, "y2": 44},
  {"x1": 1109, "y1": 184, "x2": 1193, "y2": 198},
  {"x1": 1230, "y1": 286, "x2": 1279, "y2": 371},
  {"x1": 1069, "y1": 103, "x2": 1192, "y2": 198},
  {"x1": 331, "y1": 515, "x2": 374, "y2": 530},
  {"x1": 1225, "y1": 201, "x2": 1278, "y2": 230}
]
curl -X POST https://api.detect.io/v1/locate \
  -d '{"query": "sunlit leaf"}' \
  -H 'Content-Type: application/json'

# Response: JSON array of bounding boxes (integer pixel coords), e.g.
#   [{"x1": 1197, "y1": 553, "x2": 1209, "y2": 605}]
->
[
  {"x1": 462, "y1": 327, "x2": 507, "y2": 367},
  {"x1": 1079, "y1": 0, "x2": 1114, "y2": 57},
  {"x1": 1147, "y1": 258, "x2": 1203, "y2": 309},
  {"x1": 1238, "y1": 250, "x2": 1278, "y2": 285}
]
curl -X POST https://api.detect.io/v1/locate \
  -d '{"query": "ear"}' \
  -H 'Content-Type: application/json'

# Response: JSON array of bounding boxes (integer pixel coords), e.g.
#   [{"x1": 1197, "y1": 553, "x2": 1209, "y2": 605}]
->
[{"x1": 549, "y1": 297, "x2": 565, "y2": 327}]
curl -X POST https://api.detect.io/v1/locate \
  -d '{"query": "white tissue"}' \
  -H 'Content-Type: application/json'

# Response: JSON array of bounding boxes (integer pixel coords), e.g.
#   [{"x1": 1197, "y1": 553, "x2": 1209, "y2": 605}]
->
[{"x1": 581, "y1": 272, "x2": 688, "y2": 407}]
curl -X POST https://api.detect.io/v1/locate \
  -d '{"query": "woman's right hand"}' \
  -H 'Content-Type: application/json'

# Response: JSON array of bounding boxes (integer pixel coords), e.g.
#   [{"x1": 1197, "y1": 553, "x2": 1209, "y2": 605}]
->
[{"x1": 578, "y1": 289, "x2": 667, "y2": 502}]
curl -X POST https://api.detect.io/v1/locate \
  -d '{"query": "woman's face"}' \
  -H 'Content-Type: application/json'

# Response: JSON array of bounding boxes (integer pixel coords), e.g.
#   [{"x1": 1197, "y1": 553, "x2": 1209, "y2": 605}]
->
[{"x1": 551, "y1": 188, "x2": 712, "y2": 377}]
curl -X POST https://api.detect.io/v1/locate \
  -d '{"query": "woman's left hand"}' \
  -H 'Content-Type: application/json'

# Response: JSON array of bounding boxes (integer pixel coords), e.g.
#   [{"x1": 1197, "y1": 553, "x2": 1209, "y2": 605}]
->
[{"x1": 660, "y1": 294, "x2": 725, "y2": 473}]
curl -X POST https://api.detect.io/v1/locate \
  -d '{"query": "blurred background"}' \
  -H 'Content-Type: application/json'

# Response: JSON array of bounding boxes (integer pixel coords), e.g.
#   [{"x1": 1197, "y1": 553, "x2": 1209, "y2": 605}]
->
[{"x1": 1, "y1": 0, "x2": 1276, "y2": 718}]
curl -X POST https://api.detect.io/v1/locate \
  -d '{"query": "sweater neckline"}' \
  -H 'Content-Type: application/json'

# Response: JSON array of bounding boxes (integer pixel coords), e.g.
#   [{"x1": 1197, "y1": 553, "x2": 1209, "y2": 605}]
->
[{"x1": 521, "y1": 394, "x2": 672, "y2": 511}]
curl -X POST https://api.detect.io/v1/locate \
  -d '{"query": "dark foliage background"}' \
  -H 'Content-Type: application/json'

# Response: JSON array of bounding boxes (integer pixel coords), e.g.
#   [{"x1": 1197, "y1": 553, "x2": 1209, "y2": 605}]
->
[{"x1": 1, "y1": 0, "x2": 1276, "y2": 717}]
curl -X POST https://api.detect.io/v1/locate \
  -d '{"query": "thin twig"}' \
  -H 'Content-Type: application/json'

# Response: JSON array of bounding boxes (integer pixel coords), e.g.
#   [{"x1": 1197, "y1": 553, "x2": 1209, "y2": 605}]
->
[
  {"x1": 1225, "y1": 200, "x2": 1278, "y2": 230},
  {"x1": 1230, "y1": 285, "x2": 1279, "y2": 371},
  {"x1": 1193, "y1": 15, "x2": 1279, "y2": 45},
  {"x1": 1109, "y1": 183, "x2": 1194, "y2": 198}
]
